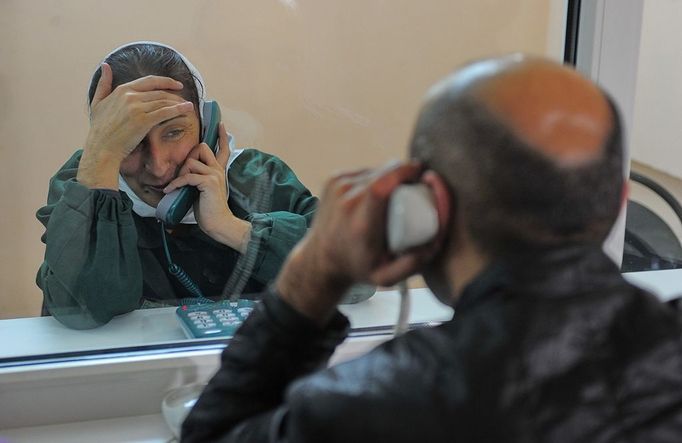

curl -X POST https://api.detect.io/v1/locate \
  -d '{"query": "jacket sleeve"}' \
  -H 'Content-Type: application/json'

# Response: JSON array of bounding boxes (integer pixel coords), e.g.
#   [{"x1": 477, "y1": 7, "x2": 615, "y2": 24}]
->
[
  {"x1": 180, "y1": 291, "x2": 349, "y2": 443},
  {"x1": 36, "y1": 151, "x2": 143, "y2": 329},
  {"x1": 181, "y1": 291, "x2": 452, "y2": 443},
  {"x1": 229, "y1": 150, "x2": 318, "y2": 286}
]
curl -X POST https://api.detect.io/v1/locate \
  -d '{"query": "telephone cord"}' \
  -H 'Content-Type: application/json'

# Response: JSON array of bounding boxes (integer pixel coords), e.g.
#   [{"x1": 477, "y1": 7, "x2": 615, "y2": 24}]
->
[
  {"x1": 394, "y1": 280, "x2": 411, "y2": 336},
  {"x1": 160, "y1": 222, "x2": 214, "y2": 305}
]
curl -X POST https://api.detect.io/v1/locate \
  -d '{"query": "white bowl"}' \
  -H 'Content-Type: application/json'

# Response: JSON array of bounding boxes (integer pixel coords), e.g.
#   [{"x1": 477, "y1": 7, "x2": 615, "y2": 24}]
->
[{"x1": 161, "y1": 382, "x2": 207, "y2": 438}]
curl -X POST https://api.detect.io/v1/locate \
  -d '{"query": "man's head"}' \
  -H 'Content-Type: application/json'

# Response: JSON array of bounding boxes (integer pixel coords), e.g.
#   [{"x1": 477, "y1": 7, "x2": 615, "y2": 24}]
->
[{"x1": 410, "y1": 55, "x2": 624, "y2": 296}]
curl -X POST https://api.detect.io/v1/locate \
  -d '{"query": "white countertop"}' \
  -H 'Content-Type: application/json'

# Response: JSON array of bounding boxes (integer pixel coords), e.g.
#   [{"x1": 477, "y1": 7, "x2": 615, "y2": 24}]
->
[
  {"x1": 1, "y1": 269, "x2": 679, "y2": 362},
  {"x1": 622, "y1": 268, "x2": 682, "y2": 301},
  {"x1": 0, "y1": 269, "x2": 679, "y2": 440},
  {"x1": 0, "y1": 288, "x2": 453, "y2": 361},
  {"x1": 0, "y1": 413, "x2": 173, "y2": 443}
]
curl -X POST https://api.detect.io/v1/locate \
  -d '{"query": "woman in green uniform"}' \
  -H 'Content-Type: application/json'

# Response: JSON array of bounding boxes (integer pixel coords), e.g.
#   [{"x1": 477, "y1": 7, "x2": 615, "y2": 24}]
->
[{"x1": 36, "y1": 42, "x2": 318, "y2": 329}]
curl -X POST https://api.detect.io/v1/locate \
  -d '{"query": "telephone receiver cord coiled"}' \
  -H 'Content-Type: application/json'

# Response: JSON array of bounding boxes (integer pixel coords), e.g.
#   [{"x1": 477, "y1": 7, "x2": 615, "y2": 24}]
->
[{"x1": 160, "y1": 222, "x2": 214, "y2": 305}]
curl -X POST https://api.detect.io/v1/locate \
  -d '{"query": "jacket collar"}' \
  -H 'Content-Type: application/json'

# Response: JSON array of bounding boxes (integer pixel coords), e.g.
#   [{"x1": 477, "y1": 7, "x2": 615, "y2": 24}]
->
[{"x1": 454, "y1": 245, "x2": 621, "y2": 311}]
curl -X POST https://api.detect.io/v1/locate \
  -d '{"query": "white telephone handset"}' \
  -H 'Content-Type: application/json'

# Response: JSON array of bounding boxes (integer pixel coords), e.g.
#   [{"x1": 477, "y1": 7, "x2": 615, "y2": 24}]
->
[
  {"x1": 386, "y1": 183, "x2": 438, "y2": 336},
  {"x1": 387, "y1": 184, "x2": 438, "y2": 253}
]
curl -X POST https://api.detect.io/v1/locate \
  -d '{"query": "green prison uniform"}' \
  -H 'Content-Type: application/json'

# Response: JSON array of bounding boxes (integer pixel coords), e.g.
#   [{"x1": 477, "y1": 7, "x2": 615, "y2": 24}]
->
[{"x1": 36, "y1": 148, "x2": 318, "y2": 330}]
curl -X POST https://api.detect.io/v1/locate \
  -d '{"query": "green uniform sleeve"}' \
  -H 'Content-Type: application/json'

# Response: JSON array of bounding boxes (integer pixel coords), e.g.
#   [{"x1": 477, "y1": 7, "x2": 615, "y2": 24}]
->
[
  {"x1": 36, "y1": 150, "x2": 143, "y2": 329},
  {"x1": 229, "y1": 150, "x2": 318, "y2": 286}
]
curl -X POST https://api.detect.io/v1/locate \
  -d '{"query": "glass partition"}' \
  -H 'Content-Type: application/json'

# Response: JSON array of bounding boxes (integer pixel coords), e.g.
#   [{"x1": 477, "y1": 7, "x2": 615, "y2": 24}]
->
[
  {"x1": 574, "y1": 0, "x2": 682, "y2": 272},
  {"x1": 622, "y1": 0, "x2": 682, "y2": 272},
  {"x1": 0, "y1": 0, "x2": 565, "y2": 363}
]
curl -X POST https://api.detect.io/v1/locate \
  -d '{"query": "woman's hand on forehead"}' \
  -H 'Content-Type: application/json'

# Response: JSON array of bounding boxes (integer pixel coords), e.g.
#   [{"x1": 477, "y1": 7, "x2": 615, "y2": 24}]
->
[
  {"x1": 78, "y1": 63, "x2": 195, "y2": 190},
  {"x1": 126, "y1": 74, "x2": 185, "y2": 93}
]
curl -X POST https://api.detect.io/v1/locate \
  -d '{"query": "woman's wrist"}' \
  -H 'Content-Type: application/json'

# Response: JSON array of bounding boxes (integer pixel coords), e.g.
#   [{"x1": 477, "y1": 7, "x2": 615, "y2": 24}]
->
[
  {"x1": 210, "y1": 215, "x2": 252, "y2": 253},
  {"x1": 77, "y1": 147, "x2": 122, "y2": 189}
]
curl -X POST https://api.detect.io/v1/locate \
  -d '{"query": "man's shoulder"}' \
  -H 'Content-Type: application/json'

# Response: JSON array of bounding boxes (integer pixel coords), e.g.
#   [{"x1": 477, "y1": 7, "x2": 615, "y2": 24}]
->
[
  {"x1": 613, "y1": 283, "x2": 682, "y2": 342},
  {"x1": 284, "y1": 324, "x2": 461, "y2": 436},
  {"x1": 312, "y1": 323, "x2": 459, "y2": 390}
]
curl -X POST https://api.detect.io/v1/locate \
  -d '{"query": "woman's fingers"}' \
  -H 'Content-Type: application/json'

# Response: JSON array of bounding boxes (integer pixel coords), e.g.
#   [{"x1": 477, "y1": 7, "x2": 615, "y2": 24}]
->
[
  {"x1": 164, "y1": 146, "x2": 224, "y2": 193},
  {"x1": 164, "y1": 172, "x2": 221, "y2": 193},
  {"x1": 215, "y1": 123, "x2": 231, "y2": 168},
  {"x1": 138, "y1": 98, "x2": 193, "y2": 114},
  {"x1": 91, "y1": 63, "x2": 113, "y2": 108},
  {"x1": 196, "y1": 142, "x2": 221, "y2": 164},
  {"x1": 178, "y1": 156, "x2": 215, "y2": 177},
  {"x1": 127, "y1": 75, "x2": 184, "y2": 92},
  {"x1": 85, "y1": 71, "x2": 196, "y2": 164},
  {"x1": 144, "y1": 102, "x2": 194, "y2": 126},
  {"x1": 137, "y1": 89, "x2": 195, "y2": 103}
]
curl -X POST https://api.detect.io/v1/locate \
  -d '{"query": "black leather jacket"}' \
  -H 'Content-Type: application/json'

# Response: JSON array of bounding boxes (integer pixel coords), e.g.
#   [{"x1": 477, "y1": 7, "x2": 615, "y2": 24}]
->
[{"x1": 182, "y1": 247, "x2": 682, "y2": 442}]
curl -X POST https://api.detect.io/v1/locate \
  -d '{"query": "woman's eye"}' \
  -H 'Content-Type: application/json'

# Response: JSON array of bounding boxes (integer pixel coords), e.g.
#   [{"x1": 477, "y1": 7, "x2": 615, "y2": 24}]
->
[{"x1": 165, "y1": 129, "x2": 184, "y2": 140}]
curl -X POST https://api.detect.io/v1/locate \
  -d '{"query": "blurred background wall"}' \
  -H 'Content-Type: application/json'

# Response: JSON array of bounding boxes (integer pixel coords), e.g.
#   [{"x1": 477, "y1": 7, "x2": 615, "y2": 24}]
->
[{"x1": 0, "y1": 0, "x2": 560, "y2": 318}]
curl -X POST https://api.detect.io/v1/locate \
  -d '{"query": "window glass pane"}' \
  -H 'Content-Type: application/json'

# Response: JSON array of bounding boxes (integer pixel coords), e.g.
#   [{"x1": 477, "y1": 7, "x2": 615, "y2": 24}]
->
[
  {"x1": 0, "y1": 0, "x2": 563, "y2": 361},
  {"x1": 621, "y1": 1, "x2": 682, "y2": 272}
]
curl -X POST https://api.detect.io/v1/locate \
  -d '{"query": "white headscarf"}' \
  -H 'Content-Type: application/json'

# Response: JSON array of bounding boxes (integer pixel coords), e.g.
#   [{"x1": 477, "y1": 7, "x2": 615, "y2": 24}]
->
[{"x1": 97, "y1": 41, "x2": 242, "y2": 222}]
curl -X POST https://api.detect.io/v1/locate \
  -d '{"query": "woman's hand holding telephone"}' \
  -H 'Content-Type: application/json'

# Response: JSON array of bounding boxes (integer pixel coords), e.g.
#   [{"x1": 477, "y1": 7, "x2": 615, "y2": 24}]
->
[
  {"x1": 159, "y1": 102, "x2": 253, "y2": 253},
  {"x1": 80, "y1": 67, "x2": 249, "y2": 252},
  {"x1": 156, "y1": 101, "x2": 222, "y2": 226},
  {"x1": 78, "y1": 63, "x2": 194, "y2": 189}
]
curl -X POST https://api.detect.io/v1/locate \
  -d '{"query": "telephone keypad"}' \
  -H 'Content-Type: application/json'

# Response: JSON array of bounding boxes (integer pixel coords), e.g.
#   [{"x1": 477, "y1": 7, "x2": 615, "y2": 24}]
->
[{"x1": 176, "y1": 299, "x2": 258, "y2": 338}]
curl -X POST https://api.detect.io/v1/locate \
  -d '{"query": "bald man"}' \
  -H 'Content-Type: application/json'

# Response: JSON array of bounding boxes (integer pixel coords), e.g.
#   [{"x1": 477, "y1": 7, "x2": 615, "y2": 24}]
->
[{"x1": 182, "y1": 56, "x2": 682, "y2": 442}]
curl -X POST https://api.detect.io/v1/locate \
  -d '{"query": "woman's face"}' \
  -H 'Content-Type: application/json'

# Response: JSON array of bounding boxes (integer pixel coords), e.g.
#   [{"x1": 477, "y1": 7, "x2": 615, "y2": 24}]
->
[{"x1": 120, "y1": 96, "x2": 201, "y2": 207}]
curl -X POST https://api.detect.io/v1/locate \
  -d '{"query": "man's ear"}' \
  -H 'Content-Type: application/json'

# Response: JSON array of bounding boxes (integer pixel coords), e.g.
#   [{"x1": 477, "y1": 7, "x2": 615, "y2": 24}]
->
[{"x1": 420, "y1": 170, "x2": 452, "y2": 239}]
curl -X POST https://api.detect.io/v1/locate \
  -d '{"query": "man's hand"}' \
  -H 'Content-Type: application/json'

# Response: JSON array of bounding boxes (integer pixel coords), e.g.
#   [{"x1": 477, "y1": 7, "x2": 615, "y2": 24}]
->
[
  {"x1": 276, "y1": 161, "x2": 439, "y2": 326},
  {"x1": 78, "y1": 63, "x2": 194, "y2": 189},
  {"x1": 164, "y1": 122, "x2": 252, "y2": 253}
]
